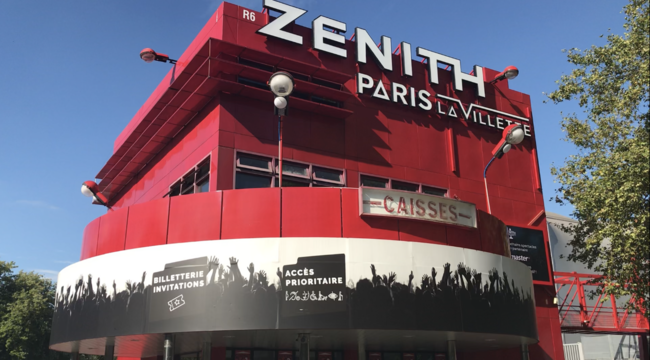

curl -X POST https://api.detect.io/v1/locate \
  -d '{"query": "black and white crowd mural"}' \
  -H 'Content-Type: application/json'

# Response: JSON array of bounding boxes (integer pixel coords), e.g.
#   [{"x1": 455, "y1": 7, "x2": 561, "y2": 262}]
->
[{"x1": 50, "y1": 238, "x2": 537, "y2": 345}]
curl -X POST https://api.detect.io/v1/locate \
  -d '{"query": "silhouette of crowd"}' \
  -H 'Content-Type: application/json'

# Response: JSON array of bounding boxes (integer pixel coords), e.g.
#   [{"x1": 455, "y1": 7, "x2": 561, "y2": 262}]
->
[
  {"x1": 52, "y1": 257, "x2": 536, "y2": 344},
  {"x1": 51, "y1": 271, "x2": 148, "y2": 343},
  {"x1": 348, "y1": 263, "x2": 536, "y2": 337}
]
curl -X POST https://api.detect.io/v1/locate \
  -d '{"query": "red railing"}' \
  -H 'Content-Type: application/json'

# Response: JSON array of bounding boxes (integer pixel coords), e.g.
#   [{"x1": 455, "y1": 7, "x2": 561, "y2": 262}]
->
[{"x1": 554, "y1": 272, "x2": 649, "y2": 334}]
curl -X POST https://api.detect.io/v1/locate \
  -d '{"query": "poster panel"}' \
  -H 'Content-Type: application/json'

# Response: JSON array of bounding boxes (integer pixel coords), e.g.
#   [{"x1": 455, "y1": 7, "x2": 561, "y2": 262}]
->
[
  {"x1": 507, "y1": 226, "x2": 551, "y2": 283},
  {"x1": 51, "y1": 237, "x2": 536, "y2": 345}
]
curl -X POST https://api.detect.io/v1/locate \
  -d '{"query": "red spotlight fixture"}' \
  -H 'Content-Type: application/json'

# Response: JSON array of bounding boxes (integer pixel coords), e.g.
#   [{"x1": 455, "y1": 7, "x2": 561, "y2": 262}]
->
[
  {"x1": 491, "y1": 123, "x2": 525, "y2": 159},
  {"x1": 490, "y1": 65, "x2": 519, "y2": 84},
  {"x1": 139, "y1": 48, "x2": 177, "y2": 64},
  {"x1": 81, "y1": 180, "x2": 112, "y2": 210},
  {"x1": 483, "y1": 124, "x2": 525, "y2": 213}
]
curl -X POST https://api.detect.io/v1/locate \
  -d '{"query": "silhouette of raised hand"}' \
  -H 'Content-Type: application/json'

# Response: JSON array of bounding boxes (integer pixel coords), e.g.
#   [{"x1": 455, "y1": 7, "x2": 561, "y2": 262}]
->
[
  {"x1": 422, "y1": 274, "x2": 430, "y2": 287},
  {"x1": 409, "y1": 271, "x2": 414, "y2": 282},
  {"x1": 258, "y1": 270, "x2": 267, "y2": 284},
  {"x1": 209, "y1": 256, "x2": 220, "y2": 270},
  {"x1": 431, "y1": 267, "x2": 437, "y2": 279},
  {"x1": 247, "y1": 263, "x2": 255, "y2": 274},
  {"x1": 443, "y1": 263, "x2": 451, "y2": 274},
  {"x1": 457, "y1": 263, "x2": 467, "y2": 276},
  {"x1": 370, "y1": 264, "x2": 377, "y2": 277},
  {"x1": 229, "y1": 257, "x2": 239, "y2": 266},
  {"x1": 276, "y1": 267, "x2": 283, "y2": 279},
  {"x1": 388, "y1": 272, "x2": 396, "y2": 285}
]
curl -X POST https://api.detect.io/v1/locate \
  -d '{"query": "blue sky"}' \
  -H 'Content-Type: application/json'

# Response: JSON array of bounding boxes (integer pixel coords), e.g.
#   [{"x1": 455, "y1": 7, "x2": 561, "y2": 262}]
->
[{"x1": 0, "y1": 0, "x2": 628, "y2": 279}]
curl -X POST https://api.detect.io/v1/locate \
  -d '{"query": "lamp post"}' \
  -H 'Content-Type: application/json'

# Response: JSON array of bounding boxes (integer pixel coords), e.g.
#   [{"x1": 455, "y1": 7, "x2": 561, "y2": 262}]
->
[
  {"x1": 484, "y1": 124, "x2": 525, "y2": 213},
  {"x1": 268, "y1": 71, "x2": 295, "y2": 188},
  {"x1": 81, "y1": 180, "x2": 112, "y2": 210},
  {"x1": 140, "y1": 48, "x2": 178, "y2": 84},
  {"x1": 490, "y1": 65, "x2": 519, "y2": 84},
  {"x1": 139, "y1": 48, "x2": 177, "y2": 64}
]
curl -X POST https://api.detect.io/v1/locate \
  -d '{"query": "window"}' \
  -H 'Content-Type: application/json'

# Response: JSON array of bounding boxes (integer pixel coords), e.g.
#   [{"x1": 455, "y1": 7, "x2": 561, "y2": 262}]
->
[
  {"x1": 237, "y1": 77, "x2": 268, "y2": 90},
  {"x1": 311, "y1": 95, "x2": 342, "y2": 108},
  {"x1": 360, "y1": 175, "x2": 447, "y2": 197},
  {"x1": 422, "y1": 185, "x2": 447, "y2": 197},
  {"x1": 233, "y1": 59, "x2": 344, "y2": 108},
  {"x1": 360, "y1": 175, "x2": 388, "y2": 188},
  {"x1": 235, "y1": 152, "x2": 345, "y2": 189},
  {"x1": 391, "y1": 180, "x2": 419, "y2": 192},
  {"x1": 312, "y1": 77, "x2": 342, "y2": 90},
  {"x1": 237, "y1": 57, "x2": 274, "y2": 72},
  {"x1": 253, "y1": 351, "x2": 275, "y2": 360},
  {"x1": 166, "y1": 158, "x2": 210, "y2": 197}
]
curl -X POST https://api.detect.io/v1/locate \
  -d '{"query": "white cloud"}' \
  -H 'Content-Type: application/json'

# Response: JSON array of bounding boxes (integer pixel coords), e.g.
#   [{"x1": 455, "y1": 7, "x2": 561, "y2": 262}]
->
[
  {"x1": 33, "y1": 269, "x2": 60, "y2": 280},
  {"x1": 15, "y1": 200, "x2": 61, "y2": 211}
]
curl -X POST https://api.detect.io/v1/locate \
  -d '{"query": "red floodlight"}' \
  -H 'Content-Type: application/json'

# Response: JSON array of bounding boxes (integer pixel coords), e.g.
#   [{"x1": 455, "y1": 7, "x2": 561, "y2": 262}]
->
[
  {"x1": 81, "y1": 180, "x2": 111, "y2": 209},
  {"x1": 490, "y1": 66, "x2": 519, "y2": 84},
  {"x1": 484, "y1": 123, "x2": 525, "y2": 214},
  {"x1": 139, "y1": 48, "x2": 177, "y2": 64},
  {"x1": 491, "y1": 124, "x2": 525, "y2": 159}
]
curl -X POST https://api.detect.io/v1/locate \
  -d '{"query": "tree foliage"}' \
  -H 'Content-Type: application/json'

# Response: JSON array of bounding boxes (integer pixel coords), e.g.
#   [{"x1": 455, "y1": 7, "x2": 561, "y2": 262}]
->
[
  {"x1": 0, "y1": 260, "x2": 68, "y2": 360},
  {"x1": 547, "y1": 0, "x2": 649, "y2": 315}
]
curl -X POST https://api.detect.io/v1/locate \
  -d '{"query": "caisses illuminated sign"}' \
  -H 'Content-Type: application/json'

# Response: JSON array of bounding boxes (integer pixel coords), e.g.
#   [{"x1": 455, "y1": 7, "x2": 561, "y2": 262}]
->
[{"x1": 360, "y1": 188, "x2": 477, "y2": 228}]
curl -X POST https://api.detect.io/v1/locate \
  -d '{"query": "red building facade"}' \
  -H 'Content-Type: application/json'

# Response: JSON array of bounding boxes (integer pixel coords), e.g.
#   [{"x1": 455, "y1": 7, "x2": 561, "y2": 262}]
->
[{"x1": 51, "y1": 2, "x2": 565, "y2": 359}]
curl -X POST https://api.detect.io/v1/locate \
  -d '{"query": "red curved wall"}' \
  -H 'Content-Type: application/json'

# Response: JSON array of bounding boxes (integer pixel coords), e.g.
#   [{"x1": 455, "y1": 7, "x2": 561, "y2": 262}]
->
[
  {"x1": 80, "y1": 188, "x2": 509, "y2": 260},
  {"x1": 82, "y1": 188, "x2": 562, "y2": 359}
]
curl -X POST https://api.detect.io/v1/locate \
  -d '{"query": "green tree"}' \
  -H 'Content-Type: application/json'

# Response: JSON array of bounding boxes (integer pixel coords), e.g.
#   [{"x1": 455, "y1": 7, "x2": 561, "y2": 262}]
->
[
  {"x1": 547, "y1": 0, "x2": 649, "y2": 315},
  {"x1": 0, "y1": 260, "x2": 68, "y2": 360}
]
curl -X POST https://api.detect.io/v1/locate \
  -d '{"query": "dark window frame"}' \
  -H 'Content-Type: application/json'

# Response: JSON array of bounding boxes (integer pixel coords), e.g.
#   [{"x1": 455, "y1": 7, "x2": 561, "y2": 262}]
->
[
  {"x1": 166, "y1": 156, "x2": 211, "y2": 197},
  {"x1": 235, "y1": 151, "x2": 346, "y2": 189},
  {"x1": 359, "y1": 173, "x2": 448, "y2": 197}
]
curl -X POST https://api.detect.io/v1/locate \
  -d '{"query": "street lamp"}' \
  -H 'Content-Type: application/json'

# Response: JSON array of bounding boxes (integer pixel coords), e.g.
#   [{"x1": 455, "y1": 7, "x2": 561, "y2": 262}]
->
[
  {"x1": 268, "y1": 71, "x2": 295, "y2": 188},
  {"x1": 140, "y1": 48, "x2": 178, "y2": 84},
  {"x1": 483, "y1": 124, "x2": 525, "y2": 213},
  {"x1": 139, "y1": 48, "x2": 177, "y2": 64},
  {"x1": 81, "y1": 180, "x2": 112, "y2": 210},
  {"x1": 490, "y1": 65, "x2": 519, "y2": 84}
]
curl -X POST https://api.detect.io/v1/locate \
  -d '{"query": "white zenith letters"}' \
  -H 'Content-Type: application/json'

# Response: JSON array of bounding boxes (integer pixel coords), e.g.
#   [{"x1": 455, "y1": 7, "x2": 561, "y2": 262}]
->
[
  {"x1": 258, "y1": 0, "x2": 487, "y2": 98},
  {"x1": 312, "y1": 16, "x2": 347, "y2": 58},
  {"x1": 256, "y1": 0, "x2": 307, "y2": 45}
]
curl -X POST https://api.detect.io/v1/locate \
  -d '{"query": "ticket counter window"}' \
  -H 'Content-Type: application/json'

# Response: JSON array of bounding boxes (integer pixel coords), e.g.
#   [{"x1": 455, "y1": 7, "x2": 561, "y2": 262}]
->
[
  {"x1": 318, "y1": 351, "x2": 343, "y2": 360},
  {"x1": 382, "y1": 353, "x2": 401, "y2": 360},
  {"x1": 295, "y1": 350, "x2": 316, "y2": 360},
  {"x1": 278, "y1": 351, "x2": 293, "y2": 360},
  {"x1": 234, "y1": 350, "x2": 252, "y2": 360},
  {"x1": 254, "y1": 350, "x2": 275, "y2": 360},
  {"x1": 416, "y1": 353, "x2": 445, "y2": 360}
]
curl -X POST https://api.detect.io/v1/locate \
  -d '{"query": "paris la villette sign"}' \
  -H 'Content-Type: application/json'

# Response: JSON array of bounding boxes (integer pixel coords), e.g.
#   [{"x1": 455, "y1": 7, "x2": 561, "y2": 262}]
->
[{"x1": 257, "y1": 0, "x2": 532, "y2": 137}]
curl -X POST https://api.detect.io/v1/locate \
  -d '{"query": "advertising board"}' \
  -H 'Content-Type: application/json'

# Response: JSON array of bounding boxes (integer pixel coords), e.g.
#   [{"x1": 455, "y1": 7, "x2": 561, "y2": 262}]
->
[
  {"x1": 507, "y1": 226, "x2": 551, "y2": 283},
  {"x1": 51, "y1": 237, "x2": 537, "y2": 345}
]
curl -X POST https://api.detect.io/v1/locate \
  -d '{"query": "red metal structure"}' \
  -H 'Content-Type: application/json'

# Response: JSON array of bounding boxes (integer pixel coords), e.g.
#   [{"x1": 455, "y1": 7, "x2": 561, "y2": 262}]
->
[
  {"x1": 554, "y1": 272, "x2": 649, "y2": 334},
  {"x1": 49, "y1": 2, "x2": 572, "y2": 359}
]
